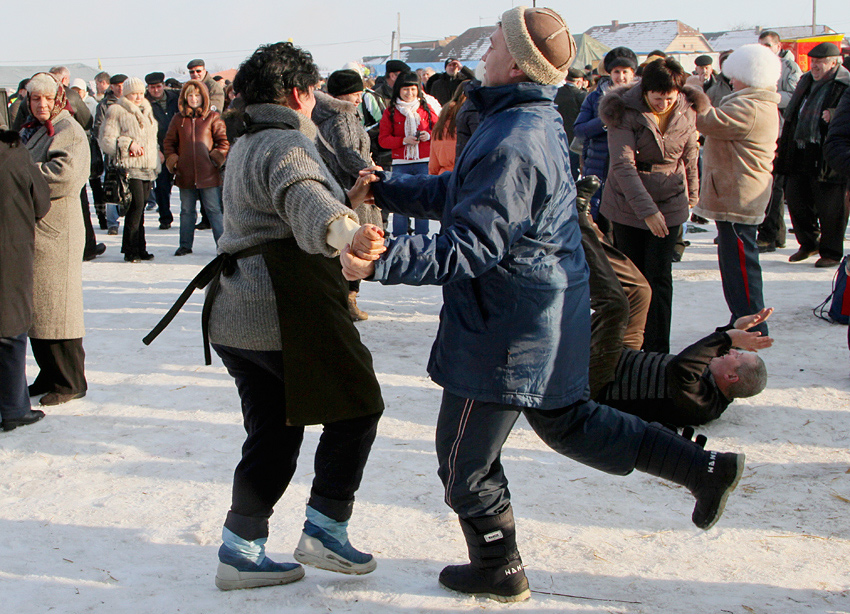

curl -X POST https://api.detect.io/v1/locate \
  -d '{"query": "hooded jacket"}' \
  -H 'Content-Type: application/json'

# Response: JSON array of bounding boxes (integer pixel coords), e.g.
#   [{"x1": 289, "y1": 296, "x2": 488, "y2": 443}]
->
[
  {"x1": 598, "y1": 82, "x2": 701, "y2": 230},
  {"x1": 163, "y1": 81, "x2": 229, "y2": 190},
  {"x1": 692, "y1": 87, "x2": 780, "y2": 225},
  {"x1": 372, "y1": 82, "x2": 589, "y2": 409}
]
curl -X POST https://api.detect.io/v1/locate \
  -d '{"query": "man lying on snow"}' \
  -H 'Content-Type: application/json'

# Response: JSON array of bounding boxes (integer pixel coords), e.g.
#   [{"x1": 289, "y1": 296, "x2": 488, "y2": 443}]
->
[
  {"x1": 576, "y1": 175, "x2": 772, "y2": 427},
  {"x1": 595, "y1": 308, "x2": 772, "y2": 427}
]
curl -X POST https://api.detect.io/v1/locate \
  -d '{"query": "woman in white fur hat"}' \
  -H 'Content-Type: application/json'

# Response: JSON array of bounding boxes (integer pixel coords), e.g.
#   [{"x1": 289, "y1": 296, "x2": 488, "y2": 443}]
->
[
  {"x1": 99, "y1": 76, "x2": 160, "y2": 262},
  {"x1": 690, "y1": 43, "x2": 782, "y2": 335}
]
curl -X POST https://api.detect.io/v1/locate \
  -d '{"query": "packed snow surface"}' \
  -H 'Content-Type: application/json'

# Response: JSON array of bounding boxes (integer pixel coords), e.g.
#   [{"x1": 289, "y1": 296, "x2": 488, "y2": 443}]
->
[{"x1": 2, "y1": 215, "x2": 848, "y2": 613}]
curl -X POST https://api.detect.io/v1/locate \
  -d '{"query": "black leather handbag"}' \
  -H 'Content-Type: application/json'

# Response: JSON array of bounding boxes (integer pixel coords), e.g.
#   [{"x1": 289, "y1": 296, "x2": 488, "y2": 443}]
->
[{"x1": 103, "y1": 165, "x2": 131, "y2": 215}]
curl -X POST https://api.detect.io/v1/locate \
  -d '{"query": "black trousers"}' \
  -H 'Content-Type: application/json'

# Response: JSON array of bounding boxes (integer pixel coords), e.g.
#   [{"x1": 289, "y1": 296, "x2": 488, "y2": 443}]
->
[
  {"x1": 436, "y1": 390, "x2": 647, "y2": 518},
  {"x1": 152, "y1": 167, "x2": 174, "y2": 226},
  {"x1": 214, "y1": 344, "x2": 382, "y2": 541},
  {"x1": 612, "y1": 222, "x2": 680, "y2": 354},
  {"x1": 757, "y1": 174, "x2": 787, "y2": 247},
  {"x1": 0, "y1": 334, "x2": 30, "y2": 421},
  {"x1": 122, "y1": 179, "x2": 152, "y2": 258},
  {"x1": 80, "y1": 186, "x2": 97, "y2": 258},
  {"x1": 30, "y1": 337, "x2": 87, "y2": 395},
  {"x1": 785, "y1": 175, "x2": 849, "y2": 261}
]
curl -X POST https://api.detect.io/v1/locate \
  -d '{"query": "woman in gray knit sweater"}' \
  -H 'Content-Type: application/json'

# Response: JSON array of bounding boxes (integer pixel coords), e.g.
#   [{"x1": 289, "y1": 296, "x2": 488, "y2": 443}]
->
[{"x1": 207, "y1": 42, "x2": 387, "y2": 591}]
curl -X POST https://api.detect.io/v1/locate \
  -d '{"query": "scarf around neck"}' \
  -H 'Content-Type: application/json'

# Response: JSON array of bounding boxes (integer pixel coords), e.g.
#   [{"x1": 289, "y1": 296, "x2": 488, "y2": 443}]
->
[
  {"x1": 20, "y1": 74, "x2": 69, "y2": 144},
  {"x1": 794, "y1": 76, "x2": 832, "y2": 148},
  {"x1": 396, "y1": 98, "x2": 422, "y2": 160}
]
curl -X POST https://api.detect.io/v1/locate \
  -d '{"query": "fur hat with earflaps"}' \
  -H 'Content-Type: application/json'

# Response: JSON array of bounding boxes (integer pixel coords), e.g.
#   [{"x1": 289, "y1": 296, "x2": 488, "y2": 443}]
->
[
  {"x1": 500, "y1": 6, "x2": 576, "y2": 85},
  {"x1": 722, "y1": 44, "x2": 781, "y2": 90}
]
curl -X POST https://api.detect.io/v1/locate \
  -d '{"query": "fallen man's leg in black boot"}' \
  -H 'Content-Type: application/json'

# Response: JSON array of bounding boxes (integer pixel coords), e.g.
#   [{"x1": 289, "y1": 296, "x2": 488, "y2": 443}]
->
[{"x1": 439, "y1": 506, "x2": 530, "y2": 603}]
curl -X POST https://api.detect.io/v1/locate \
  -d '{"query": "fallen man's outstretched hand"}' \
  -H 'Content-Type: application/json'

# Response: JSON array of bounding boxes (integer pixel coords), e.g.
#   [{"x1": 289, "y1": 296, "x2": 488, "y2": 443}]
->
[
  {"x1": 734, "y1": 307, "x2": 774, "y2": 331},
  {"x1": 727, "y1": 328, "x2": 773, "y2": 352}
]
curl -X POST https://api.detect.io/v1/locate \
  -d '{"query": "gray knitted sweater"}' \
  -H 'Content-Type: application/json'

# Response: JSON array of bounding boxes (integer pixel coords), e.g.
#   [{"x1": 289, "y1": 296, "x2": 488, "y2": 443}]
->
[{"x1": 208, "y1": 103, "x2": 357, "y2": 350}]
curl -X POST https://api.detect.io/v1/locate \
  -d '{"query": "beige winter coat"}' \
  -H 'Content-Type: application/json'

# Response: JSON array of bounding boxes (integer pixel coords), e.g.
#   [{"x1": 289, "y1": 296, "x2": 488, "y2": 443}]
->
[
  {"x1": 24, "y1": 109, "x2": 90, "y2": 339},
  {"x1": 99, "y1": 97, "x2": 161, "y2": 179},
  {"x1": 692, "y1": 87, "x2": 780, "y2": 225}
]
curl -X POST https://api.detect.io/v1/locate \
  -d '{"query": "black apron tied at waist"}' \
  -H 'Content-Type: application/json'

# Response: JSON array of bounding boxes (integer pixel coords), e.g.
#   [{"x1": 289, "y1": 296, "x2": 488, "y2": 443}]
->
[
  {"x1": 143, "y1": 237, "x2": 384, "y2": 426},
  {"x1": 142, "y1": 240, "x2": 289, "y2": 365}
]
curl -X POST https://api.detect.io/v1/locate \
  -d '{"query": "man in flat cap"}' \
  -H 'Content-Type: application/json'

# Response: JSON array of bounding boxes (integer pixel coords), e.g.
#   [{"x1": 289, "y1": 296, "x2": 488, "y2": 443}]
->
[
  {"x1": 342, "y1": 6, "x2": 745, "y2": 602},
  {"x1": 145, "y1": 72, "x2": 179, "y2": 229},
  {"x1": 774, "y1": 42, "x2": 849, "y2": 267},
  {"x1": 187, "y1": 59, "x2": 225, "y2": 112},
  {"x1": 694, "y1": 54, "x2": 716, "y2": 90}
]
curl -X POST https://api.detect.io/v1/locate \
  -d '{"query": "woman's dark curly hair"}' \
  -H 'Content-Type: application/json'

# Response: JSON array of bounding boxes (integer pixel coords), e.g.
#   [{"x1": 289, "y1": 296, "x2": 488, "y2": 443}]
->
[
  {"x1": 233, "y1": 42, "x2": 320, "y2": 105},
  {"x1": 640, "y1": 57, "x2": 687, "y2": 93}
]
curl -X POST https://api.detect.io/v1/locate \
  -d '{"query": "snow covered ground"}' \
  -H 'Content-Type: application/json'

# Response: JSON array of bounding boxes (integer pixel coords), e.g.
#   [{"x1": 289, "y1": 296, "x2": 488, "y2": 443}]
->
[{"x1": 1, "y1": 212, "x2": 849, "y2": 614}]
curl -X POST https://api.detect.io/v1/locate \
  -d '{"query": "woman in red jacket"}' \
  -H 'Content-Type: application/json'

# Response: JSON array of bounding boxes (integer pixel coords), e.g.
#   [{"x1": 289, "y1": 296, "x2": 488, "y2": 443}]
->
[
  {"x1": 163, "y1": 80, "x2": 229, "y2": 256},
  {"x1": 378, "y1": 71, "x2": 439, "y2": 237}
]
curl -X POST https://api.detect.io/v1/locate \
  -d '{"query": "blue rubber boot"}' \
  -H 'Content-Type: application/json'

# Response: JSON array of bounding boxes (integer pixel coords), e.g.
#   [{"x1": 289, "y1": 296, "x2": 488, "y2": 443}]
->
[
  {"x1": 215, "y1": 528, "x2": 304, "y2": 590},
  {"x1": 293, "y1": 506, "x2": 376, "y2": 574}
]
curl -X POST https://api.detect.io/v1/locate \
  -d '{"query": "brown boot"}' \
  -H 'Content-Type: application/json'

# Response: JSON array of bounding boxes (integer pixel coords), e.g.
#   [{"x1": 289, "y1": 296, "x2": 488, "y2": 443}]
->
[{"x1": 348, "y1": 291, "x2": 368, "y2": 321}]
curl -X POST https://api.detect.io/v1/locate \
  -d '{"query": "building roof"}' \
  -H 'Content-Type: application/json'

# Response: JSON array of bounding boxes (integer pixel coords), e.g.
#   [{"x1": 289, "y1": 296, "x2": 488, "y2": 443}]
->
[
  {"x1": 584, "y1": 20, "x2": 705, "y2": 54},
  {"x1": 365, "y1": 25, "x2": 495, "y2": 67},
  {"x1": 705, "y1": 25, "x2": 843, "y2": 51}
]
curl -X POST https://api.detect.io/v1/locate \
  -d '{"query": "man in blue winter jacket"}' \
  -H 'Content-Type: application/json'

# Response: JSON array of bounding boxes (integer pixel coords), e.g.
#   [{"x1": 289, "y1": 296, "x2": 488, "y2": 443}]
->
[{"x1": 343, "y1": 6, "x2": 746, "y2": 603}]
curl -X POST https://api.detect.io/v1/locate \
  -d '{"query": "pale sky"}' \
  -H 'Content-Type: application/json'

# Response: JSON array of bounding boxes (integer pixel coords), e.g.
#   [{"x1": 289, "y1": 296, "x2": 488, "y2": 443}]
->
[{"x1": 4, "y1": 0, "x2": 847, "y2": 76}]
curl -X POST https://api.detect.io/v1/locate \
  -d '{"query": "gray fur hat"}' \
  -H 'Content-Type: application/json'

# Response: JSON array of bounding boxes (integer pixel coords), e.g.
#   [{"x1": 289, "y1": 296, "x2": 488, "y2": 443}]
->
[{"x1": 500, "y1": 6, "x2": 576, "y2": 85}]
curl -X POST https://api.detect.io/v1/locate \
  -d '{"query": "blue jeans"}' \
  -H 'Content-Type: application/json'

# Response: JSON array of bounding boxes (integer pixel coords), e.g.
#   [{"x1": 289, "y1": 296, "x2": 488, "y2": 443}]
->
[
  {"x1": 106, "y1": 203, "x2": 120, "y2": 230},
  {"x1": 390, "y1": 162, "x2": 430, "y2": 237},
  {"x1": 179, "y1": 187, "x2": 223, "y2": 250}
]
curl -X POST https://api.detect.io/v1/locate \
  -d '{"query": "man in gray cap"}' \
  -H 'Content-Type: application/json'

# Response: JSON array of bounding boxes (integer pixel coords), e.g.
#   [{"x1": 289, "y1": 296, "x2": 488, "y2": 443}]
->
[
  {"x1": 342, "y1": 5, "x2": 745, "y2": 603},
  {"x1": 187, "y1": 59, "x2": 225, "y2": 112},
  {"x1": 774, "y1": 42, "x2": 849, "y2": 267},
  {"x1": 694, "y1": 54, "x2": 716, "y2": 90}
]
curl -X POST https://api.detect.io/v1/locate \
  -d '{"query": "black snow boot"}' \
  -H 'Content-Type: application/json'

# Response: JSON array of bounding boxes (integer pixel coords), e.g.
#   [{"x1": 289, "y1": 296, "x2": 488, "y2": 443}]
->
[
  {"x1": 574, "y1": 175, "x2": 601, "y2": 215},
  {"x1": 439, "y1": 506, "x2": 530, "y2": 603},
  {"x1": 635, "y1": 422, "x2": 745, "y2": 530}
]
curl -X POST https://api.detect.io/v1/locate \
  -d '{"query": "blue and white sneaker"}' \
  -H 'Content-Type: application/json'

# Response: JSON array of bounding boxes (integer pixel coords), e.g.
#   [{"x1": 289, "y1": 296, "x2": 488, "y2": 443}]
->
[
  {"x1": 215, "y1": 540, "x2": 304, "y2": 590},
  {"x1": 293, "y1": 508, "x2": 376, "y2": 575}
]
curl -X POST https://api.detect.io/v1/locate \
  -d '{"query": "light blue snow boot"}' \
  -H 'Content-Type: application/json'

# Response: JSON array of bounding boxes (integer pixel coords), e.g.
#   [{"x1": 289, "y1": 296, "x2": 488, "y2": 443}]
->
[
  {"x1": 293, "y1": 506, "x2": 376, "y2": 574},
  {"x1": 215, "y1": 527, "x2": 305, "y2": 590}
]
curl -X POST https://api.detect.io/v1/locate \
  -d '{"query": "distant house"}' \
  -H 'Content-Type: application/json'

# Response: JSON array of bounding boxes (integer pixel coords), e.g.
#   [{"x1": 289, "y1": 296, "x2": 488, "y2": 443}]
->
[
  {"x1": 585, "y1": 20, "x2": 712, "y2": 57},
  {"x1": 365, "y1": 25, "x2": 607, "y2": 77},
  {"x1": 705, "y1": 24, "x2": 846, "y2": 52},
  {"x1": 364, "y1": 26, "x2": 495, "y2": 76}
]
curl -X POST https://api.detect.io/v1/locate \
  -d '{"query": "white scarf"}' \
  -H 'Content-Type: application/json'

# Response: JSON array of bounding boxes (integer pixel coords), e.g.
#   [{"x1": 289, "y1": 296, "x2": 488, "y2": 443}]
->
[{"x1": 396, "y1": 98, "x2": 422, "y2": 160}]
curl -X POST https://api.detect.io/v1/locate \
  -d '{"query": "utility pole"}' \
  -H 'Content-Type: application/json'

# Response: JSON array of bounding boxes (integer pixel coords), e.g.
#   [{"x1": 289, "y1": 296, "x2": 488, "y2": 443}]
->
[
  {"x1": 397, "y1": 12, "x2": 402, "y2": 61},
  {"x1": 812, "y1": 0, "x2": 817, "y2": 36},
  {"x1": 390, "y1": 31, "x2": 396, "y2": 60}
]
